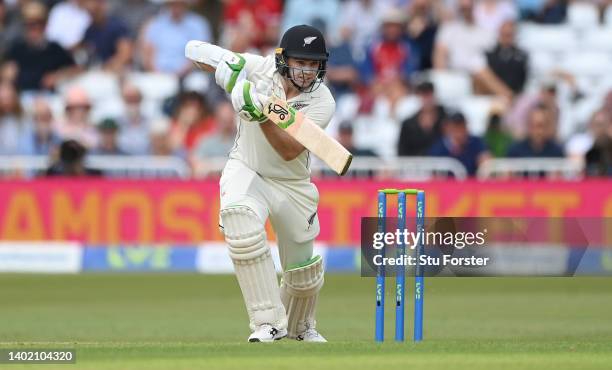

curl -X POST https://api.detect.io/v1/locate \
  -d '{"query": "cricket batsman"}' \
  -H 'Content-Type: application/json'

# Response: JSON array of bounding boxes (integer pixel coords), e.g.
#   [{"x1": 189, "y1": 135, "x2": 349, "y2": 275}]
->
[{"x1": 185, "y1": 25, "x2": 334, "y2": 342}]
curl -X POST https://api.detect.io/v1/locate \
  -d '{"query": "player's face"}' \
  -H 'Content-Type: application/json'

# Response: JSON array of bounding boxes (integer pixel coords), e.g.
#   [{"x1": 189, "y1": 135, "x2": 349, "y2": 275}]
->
[{"x1": 287, "y1": 58, "x2": 320, "y2": 88}]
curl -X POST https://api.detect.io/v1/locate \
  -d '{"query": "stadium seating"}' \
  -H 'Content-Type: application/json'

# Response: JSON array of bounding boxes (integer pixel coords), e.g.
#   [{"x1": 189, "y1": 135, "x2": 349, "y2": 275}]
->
[
  {"x1": 459, "y1": 96, "x2": 501, "y2": 136},
  {"x1": 127, "y1": 72, "x2": 179, "y2": 102},
  {"x1": 605, "y1": 5, "x2": 612, "y2": 26},
  {"x1": 59, "y1": 71, "x2": 120, "y2": 103},
  {"x1": 427, "y1": 70, "x2": 473, "y2": 105},
  {"x1": 567, "y1": 2, "x2": 600, "y2": 30},
  {"x1": 582, "y1": 27, "x2": 612, "y2": 52},
  {"x1": 518, "y1": 24, "x2": 577, "y2": 55}
]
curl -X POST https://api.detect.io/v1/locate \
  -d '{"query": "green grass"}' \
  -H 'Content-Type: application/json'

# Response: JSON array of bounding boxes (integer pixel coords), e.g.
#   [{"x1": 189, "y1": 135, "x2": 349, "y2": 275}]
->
[{"x1": 0, "y1": 274, "x2": 611, "y2": 369}]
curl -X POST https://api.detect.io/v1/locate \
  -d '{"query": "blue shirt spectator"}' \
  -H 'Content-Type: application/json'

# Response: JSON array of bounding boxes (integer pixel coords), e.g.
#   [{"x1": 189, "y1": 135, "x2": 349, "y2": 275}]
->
[
  {"x1": 19, "y1": 98, "x2": 62, "y2": 156},
  {"x1": 507, "y1": 105, "x2": 564, "y2": 158},
  {"x1": 282, "y1": 0, "x2": 339, "y2": 35},
  {"x1": 535, "y1": 0, "x2": 567, "y2": 24},
  {"x1": 326, "y1": 29, "x2": 360, "y2": 97},
  {"x1": 507, "y1": 139, "x2": 564, "y2": 157},
  {"x1": 429, "y1": 112, "x2": 490, "y2": 176},
  {"x1": 516, "y1": 0, "x2": 543, "y2": 18},
  {"x1": 116, "y1": 84, "x2": 151, "y2": 155},
  {"x1": 0, "y1": 82, "x2": 32, "y2": 155},
  {"x1": 143, "y1": 0, "x2": 211, "y2": 76},
  {"x1": 81, "y1": 0, "x2": 132, "y2": 73}
]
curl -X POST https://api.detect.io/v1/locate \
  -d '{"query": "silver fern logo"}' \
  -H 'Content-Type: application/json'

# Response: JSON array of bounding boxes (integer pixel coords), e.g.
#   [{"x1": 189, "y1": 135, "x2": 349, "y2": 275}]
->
[
  {"x1": 303, "y1": 36, "x2": 317, "y2": 46},
  {"x1": 291, "y1": 102, "x2": 309, "y2": 110}
]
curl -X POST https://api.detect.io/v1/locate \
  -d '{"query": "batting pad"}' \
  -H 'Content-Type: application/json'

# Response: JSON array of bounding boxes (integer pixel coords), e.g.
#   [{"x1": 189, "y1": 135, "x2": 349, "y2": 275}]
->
[
  {"x1": 280, "y1": 255, "x2": 324, "y2": 338},
  {"x1": 221, "y1": 206, "x2": 287, "y2": 331}
]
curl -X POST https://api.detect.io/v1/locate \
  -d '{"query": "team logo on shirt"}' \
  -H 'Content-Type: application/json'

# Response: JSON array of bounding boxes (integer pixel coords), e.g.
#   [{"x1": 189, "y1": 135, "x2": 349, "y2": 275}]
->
[{"x1": 291, "y1": 102, "x2": 309, "y2": 110}]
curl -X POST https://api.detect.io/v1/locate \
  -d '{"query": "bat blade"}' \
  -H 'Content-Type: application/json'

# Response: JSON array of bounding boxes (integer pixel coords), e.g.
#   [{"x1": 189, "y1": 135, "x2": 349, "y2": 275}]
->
[{"x1": 262, "y1": 96, "x2": 352, "y2": 176}]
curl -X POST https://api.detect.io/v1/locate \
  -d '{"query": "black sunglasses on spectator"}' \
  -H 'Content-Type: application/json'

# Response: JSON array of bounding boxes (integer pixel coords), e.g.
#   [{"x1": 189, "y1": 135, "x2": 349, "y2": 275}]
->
[
  {"x1": 25, "y1": 20, "x2": 45, "y2": 28},
  {"x1": 66, "y1": 104, "x2": 91, "y2": 111}
]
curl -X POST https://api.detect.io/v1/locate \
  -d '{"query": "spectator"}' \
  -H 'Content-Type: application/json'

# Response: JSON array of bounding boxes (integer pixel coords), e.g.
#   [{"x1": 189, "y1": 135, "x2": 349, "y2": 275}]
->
[
  {"x1": 406, "y1": 0, "x2": 442, "y2": 70},
  {"x1": 337, "y1": 121, "x2": 377, "y2": 157},
  {"x1": 507, "y1": 104, "x2": 564, "y2": 158},
  {"x1": 322, "y1": 121, "x2": 376, "y2": 178},
  {"x1": 429, "y1": 111, "x2": 491, "y2": 176},
  {"x1": 433, "y1": 0, "x2": 513, "y2": 101},
  {"x1": 20, "y1": 97, "x2": 62, "y2": 156},
  {"x1": 602, "y1": 90, "x2": 612, "y2": 118},
  {"x1": 483, "y1": 106, "x2": 513, "y2": 157},
  {"x1": 0, "y1": 0, "x2": 23, "y2": 59},
  {"x1": 535, "y1": 0, "x2": 567, "y2": 24},
  {"x1": 223, "y1": 0, "x2": 281, "y2": 52},
  {"x1": 585, "y1": 111, "x2": 612, "y2": 176},
  {"x1": 109, "y1": 0, "x2": 159, "y2": 38},
  {"x1": 398, "y1": 81, "x2": 446, "y2": 156},
  {"x1": 282, "y1": 0, "x2": 338, "y2": 35},
  {"x1": 373, "y1": 76, "x2": 415, "y2": 122},
  {"x1": 353, "y1": 77, "x2": 411, "y2": 158},
  {"x1": 191, "y1": 101, "x2": 236, "y2": 159},
  {"x1": 360, "y1": 9, "x2": 419, "y2": 85},
  {"x1": 516, "y1": 0, "x2": 544, "y2": 20},
  {"x1": 486, "y1": 20, "x2": 528, "y2": 95},
  {"x1": 474, "y1": 0, "x2": 517, "y2": 33},
  {"x1": 81, "y1": 0, "x2": 133, "y2": 73},
  {"x1": 338, "y1": 0, "x2": 391, "y2": 59},
  {"x1": 56, "y1": 86, "x2": 98, "y2": 148},
  {"x1": 150, "y1": 118, "x2": 182, "y2": 156},
  {"x1": 116, "y1": 83, "x2": 151, "y2": 155},
  {"x1": 506, "y1": 79, "x2": 560, "y2": 139},
  {"x1": 92, "y1": 118, "x2": 125, "y2": 155},
  {"x1": 326, "y1": 26, "x2": 360, "y2": 97},
  {"x1": 45, "y1": 0, "x2": 91, "y2": 50},
  {"x1": 566, "y1": 110, "x2": 609, "y2": 163},
  {"x1": 169, "y1": 91, "x2": 214, "y2": 152},
  {"x1": 142, "y1": 0, "x2": 211, "y2": 76},
  {"x1": 45, "y1": 139, "x2": 103, "y2": 176},
  {"x1": 0, "y1": 82, "x2": 30, "y2": 154},
  {"x1": 1, "y1": 1, "x2": 79, "y2": 92}
]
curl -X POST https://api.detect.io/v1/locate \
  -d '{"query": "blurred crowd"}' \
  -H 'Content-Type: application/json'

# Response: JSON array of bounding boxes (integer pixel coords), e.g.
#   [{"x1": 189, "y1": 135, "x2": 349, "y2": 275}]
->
[{"x1": 0, "y1": 0, "x2": 611, "y2": 177}]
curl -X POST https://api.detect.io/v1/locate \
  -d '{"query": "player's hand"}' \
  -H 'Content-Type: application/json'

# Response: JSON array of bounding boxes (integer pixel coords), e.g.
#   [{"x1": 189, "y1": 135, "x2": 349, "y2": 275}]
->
[
  {"x1": 215, "y1": 52, "x2": 246, "y2": 93},
  {"x1": 231, "y1": 79, "x2": 267, "y2": 123}
]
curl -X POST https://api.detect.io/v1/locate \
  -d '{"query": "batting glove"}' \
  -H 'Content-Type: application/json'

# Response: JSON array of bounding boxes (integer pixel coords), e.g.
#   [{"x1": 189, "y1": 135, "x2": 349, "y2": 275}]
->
[
  {"x1": 215, "y1": 52, "x2": 246, "y2": 93},
  {"x1": 231, "y1": 79, "x2": 267, "y2": 123}
]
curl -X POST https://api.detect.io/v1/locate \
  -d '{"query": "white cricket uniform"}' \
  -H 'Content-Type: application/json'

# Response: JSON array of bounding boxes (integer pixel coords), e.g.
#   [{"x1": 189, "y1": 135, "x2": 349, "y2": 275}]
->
[{"x1": 219, "y1": 53, "x2": 336, "y2": 269}]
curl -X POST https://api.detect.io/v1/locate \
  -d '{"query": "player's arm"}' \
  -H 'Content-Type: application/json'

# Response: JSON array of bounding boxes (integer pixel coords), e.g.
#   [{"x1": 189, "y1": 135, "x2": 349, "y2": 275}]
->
[
  {"x1": 185, "y1": 40, "x2": 247, "y2": 93},
  {"x1": 186, "y1": 41, "x2": 305, "y2": 161},
  {"x1": 259, "y1": 120, "x2": 306, "y2": 161},
  {"x1": 227, "y1": 79, "x2": 305, "y2": 160}
]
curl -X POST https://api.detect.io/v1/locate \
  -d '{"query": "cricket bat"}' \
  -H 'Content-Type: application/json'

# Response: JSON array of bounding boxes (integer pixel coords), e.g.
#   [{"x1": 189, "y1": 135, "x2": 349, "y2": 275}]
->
[
  {"x1": 260, "y1": 95, "x2": 353, "y2": 176},
  {"x1": 185, "y1": 41, "x2": 352, "y2": 175}
]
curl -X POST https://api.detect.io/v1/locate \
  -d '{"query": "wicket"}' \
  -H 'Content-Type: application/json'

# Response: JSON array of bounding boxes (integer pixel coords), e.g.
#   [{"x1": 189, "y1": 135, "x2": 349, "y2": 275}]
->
[{"x1": 375, "y1": 188, "x2": 425, "y2": 342}]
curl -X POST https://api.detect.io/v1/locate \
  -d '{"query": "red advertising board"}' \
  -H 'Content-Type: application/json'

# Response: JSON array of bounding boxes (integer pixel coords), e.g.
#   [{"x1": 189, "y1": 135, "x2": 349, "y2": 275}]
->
[{"x1": 0, "y1": 180, "x2": 610, "y2": 244}]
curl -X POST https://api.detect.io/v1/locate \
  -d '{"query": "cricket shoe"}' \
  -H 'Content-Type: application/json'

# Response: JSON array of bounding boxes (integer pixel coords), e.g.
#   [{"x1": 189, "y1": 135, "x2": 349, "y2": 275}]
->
[
  {"x1": 248, "y1": 324, "x2": 287, "y2": 343},
  {"x1": 295, "y1": 328, "x2": 327, "y2": 342}
]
